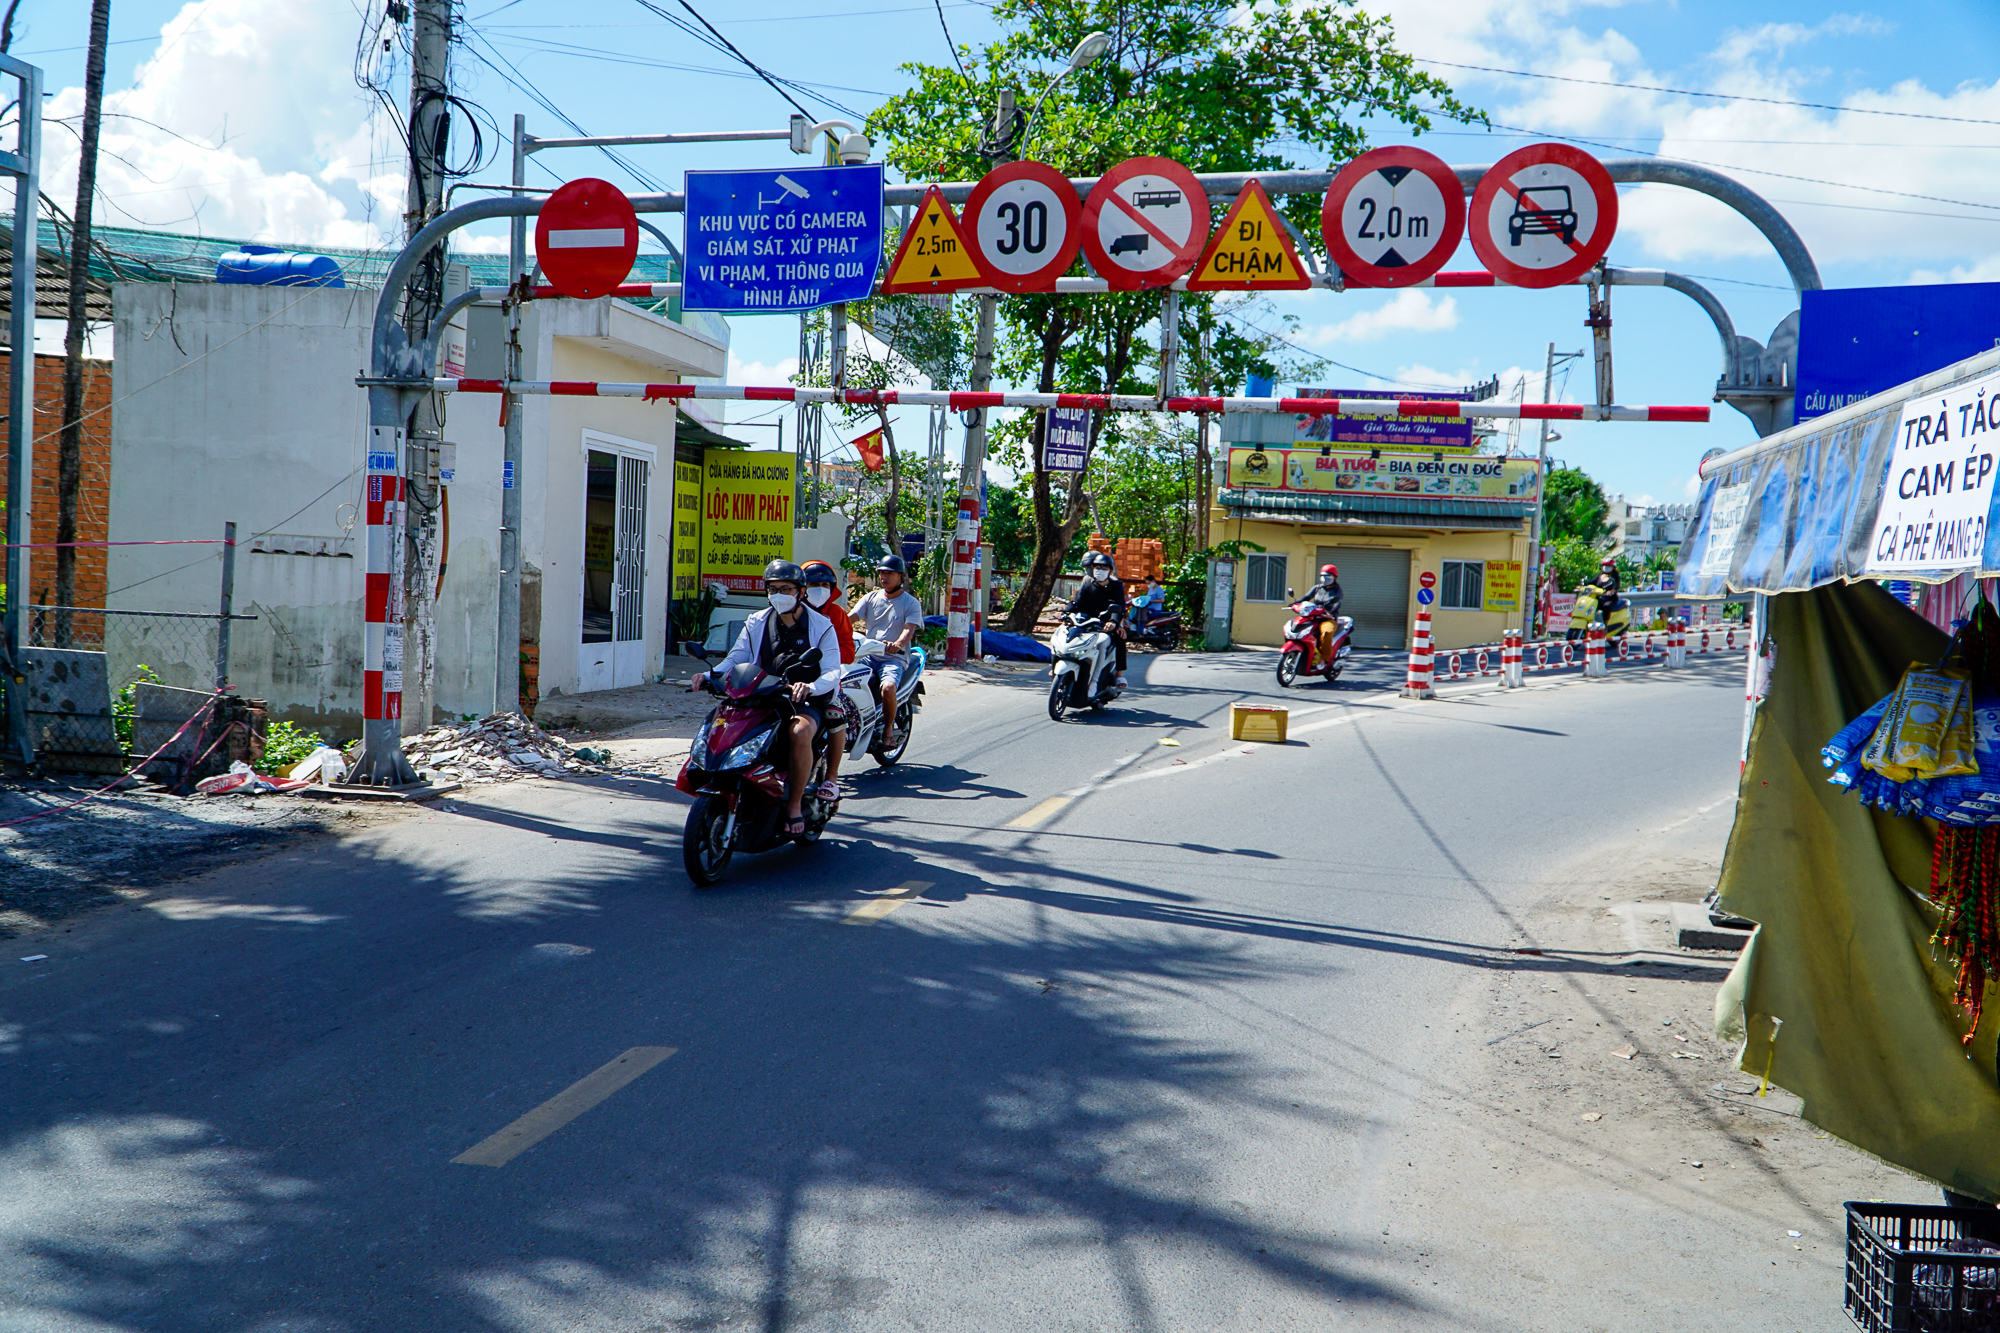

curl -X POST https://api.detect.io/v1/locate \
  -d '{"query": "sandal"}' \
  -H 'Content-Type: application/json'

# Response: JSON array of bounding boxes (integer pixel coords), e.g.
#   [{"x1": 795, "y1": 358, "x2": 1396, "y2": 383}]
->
[
  {"x1": 816, "y1": 780, "x2": 842, "y2": 802},
  {"x1": 784, "y1": 814, "x2": 807, "y2": 837}
]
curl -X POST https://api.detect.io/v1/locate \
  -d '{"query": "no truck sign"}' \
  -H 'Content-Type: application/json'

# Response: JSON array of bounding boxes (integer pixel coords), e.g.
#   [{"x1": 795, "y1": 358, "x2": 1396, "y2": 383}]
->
[{"x1": 1865, "y1": 368, "x2": 2000, "y2": 574}]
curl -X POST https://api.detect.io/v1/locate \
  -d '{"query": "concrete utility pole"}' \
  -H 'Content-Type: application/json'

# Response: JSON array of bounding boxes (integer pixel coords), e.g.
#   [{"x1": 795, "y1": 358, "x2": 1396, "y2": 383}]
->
[
  {"x1": 1195, "y1": 322, "x2": 1212, "y2": 552},
  {"x1": 399, "y1": 0, "x2": 452, "y2": 732},
  {"x1": 496, "y1": 114, "x2": 526, "y2": 716},
  {"x1": 1521, "y1": 343, "x2": 1583, "y2": 637},
  {"x1": 54, "y1": 0, "x2": 109, "y2": 650},
  {"x1": 945, "y1": 88, "x2": 1014, "y2": 668}
]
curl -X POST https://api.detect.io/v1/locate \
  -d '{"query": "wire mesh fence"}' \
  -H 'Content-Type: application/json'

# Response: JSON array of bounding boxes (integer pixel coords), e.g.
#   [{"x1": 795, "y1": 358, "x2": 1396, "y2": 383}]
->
[{"x1": 15, "y1": 607, "x2": 253, "y2": 774}]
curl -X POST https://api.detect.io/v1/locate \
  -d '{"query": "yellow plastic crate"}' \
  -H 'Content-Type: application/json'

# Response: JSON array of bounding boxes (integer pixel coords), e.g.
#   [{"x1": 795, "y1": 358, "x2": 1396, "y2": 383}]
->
[{"x1": 1230, "y1": 703, "x2": 1289, "y2": 743}]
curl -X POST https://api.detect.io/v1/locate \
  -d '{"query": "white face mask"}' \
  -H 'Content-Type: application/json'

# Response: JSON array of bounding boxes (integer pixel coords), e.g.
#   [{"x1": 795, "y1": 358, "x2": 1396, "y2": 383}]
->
[
  {"x1": 1090, "y1": 568, "x2": 1109, "y2": 583},
  {"x1": 768, "y1": 592, "x2": 799, "y2": 614},
  {"x1": 806, "y1": 586, "x2": 832, "y2": 608}
]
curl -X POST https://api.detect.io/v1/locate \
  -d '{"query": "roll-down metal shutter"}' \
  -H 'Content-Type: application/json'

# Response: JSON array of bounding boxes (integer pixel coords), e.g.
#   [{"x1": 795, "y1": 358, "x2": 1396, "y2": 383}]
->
[{"x1": 1317, "y1": 546, "x2": 1410, "y2": 649}]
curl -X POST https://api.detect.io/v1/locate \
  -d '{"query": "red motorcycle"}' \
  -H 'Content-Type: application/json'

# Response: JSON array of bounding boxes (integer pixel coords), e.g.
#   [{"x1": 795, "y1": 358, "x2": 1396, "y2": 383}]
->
[
  {"x1": 675, "y1": 649, "x2": 835, "y2": 885},
  {"x1": 1276, "y1": 602, "x2": 1354, "y2": 686}
]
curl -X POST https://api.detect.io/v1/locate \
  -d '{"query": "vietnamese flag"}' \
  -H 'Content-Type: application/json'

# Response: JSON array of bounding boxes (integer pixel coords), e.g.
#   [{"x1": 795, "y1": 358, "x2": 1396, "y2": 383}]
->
[{"x1": 853, "y1": 426, "x2": 886, "y2": 473}]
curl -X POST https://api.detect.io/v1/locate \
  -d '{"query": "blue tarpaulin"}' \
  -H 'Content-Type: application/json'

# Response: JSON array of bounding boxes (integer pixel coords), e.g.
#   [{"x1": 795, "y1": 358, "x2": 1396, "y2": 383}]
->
[
  {"x1": 923, "y1": 616, "x2": 1053, "y2": 663},
  {"x1": 1679, "y1": 348, "x2": 2000, "y2": 597}
]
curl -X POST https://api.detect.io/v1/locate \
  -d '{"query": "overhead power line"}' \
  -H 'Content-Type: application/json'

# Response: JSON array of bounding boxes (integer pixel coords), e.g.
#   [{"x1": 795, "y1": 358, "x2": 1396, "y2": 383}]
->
[{"x1": 1414, "y1": 57, "x2": 2000, "y2": 127}]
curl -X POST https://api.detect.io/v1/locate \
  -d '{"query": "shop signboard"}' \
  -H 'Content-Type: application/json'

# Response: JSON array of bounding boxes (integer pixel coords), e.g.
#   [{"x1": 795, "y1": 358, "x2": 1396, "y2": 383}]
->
[
  {"x1": 1226, "y1": 446, "x2": 1539, "y2": 500},
  {"x1": 1482, "y1": 560, "x2": 1523, "y2": 613},
  {"x1": 1863, "y1": 366, "x2": 2000, "y2": 575},
  {"x1": 700, "y1": 451, "x2": 795, "y2": 591},
  {"x1": 672, "y1": 460, "x2": 703, "y2": 599},
  {"x1": 1290, "y1": 386, "x2": 1479, "y2": 452}
]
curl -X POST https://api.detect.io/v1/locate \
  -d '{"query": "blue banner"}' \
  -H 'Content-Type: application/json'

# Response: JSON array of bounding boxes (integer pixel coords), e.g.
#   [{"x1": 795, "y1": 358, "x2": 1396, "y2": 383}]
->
[
  {"x1": 1796, "y1": 283, "x2": 2000, "y2": 423},
  {"x1": 682, "y1": 164, "x2": 884, "y2": 313}
]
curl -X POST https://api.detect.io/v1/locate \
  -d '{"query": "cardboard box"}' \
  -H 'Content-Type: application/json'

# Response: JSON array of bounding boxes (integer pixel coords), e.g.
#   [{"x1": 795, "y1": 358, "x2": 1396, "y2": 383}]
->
[{"x1": 1229, "y1": 703, "x2": 1289, "y2": 743}]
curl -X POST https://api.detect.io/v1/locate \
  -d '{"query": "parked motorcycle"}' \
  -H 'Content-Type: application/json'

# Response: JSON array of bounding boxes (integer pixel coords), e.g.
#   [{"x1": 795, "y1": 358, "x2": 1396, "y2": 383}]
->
[
  {"x1": 676, "y1": 647, "x2": 834, "y2": 886},
  {"x1": 839, "y1": 638, "x2": 927, "y2": 767},
  {"x1": 1126, "y1": 608, "x2": 1186, "y2": 651},
  {"x1": 1566, "y1": 585, "x2": 1632, "y2": 641},
  {"x1": 1047, "y1": 613, "x2": 1122, "y2": 719},
  {"x1": 1276, "y1": 600, "x2": 1354, "y2": 687}
]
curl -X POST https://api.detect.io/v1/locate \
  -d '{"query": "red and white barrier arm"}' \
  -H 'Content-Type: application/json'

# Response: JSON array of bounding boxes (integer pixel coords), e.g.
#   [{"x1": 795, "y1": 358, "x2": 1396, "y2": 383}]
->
[{"x1": 430, "y1": 379, "x2": 1710, "y2": 423}]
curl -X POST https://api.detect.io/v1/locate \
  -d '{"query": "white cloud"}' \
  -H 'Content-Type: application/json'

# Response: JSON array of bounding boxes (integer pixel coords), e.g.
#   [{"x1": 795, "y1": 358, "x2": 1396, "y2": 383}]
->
[
  {"x1": 43, "y1": 0, "x2": 403, "y2": 249},
  {"x1": 727, "y1": 352, "x2": 799, "y2": 387},
  {"x1": 1301, "y1": 290, "x2": 1459, "y2": 343}
]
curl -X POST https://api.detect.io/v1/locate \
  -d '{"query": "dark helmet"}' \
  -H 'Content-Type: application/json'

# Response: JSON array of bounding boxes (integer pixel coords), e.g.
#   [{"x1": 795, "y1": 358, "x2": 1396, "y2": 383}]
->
[
  {"x1": 800, "y1": 560, "x2": 838, "y2": 587},
  {"x1": 875, "y1": 554, "x2": 907, "y2": 576},
  {"x1": 1319, "y1": 563, "x2": 1339, "y2": 580},
  {"x1": 1082, "y1": 550, "x2": 1113, "y2": 571},
  {"x1": 763, "y1": 559, "x2": 805, "y2": 586}
]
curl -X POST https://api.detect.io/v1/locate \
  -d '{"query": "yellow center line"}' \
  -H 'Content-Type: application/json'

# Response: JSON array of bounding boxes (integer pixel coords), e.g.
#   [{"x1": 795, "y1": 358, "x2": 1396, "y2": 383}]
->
[
  {"x1": 842, "y1": 879, "x2": 935, "y2": 925},
  {"x1": 452, "y1": 1046, "x2": 677, "y2": 1168},
  {"x1": 1006, "y1": 795, "x2": 1073, "y2": 829}
]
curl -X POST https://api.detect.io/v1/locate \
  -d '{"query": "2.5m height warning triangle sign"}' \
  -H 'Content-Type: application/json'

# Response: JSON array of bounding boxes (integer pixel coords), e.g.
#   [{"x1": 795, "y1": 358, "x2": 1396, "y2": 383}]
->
[
  {"x1": 881, "y1": 186, "x2": 986, "y2": 294},
  {"x1": 1186, "y1": 180, "x2": 1311, "y2": 291}
]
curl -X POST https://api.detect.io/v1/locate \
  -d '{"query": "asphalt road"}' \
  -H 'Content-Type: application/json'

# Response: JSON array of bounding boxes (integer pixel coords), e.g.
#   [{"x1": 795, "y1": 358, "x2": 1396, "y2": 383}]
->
[{"x1": 2, "y1": 648, "x2": 1754, "y2": 1332}]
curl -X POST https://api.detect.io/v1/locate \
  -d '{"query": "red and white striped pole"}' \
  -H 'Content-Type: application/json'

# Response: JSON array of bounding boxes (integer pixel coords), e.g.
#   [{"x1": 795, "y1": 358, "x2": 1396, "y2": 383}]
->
[
  {"x1": 944, "y1": 490, "x2": 978, "y2": 667},
  {"x1": 1585, "y1": 623, "x2": 1608, "y2": 678},
  {"x1": 1402, "y1": 606, "x2": 1435, "y2": 699},
  {"x1": 1502, "y1": 629, "x2": 1523, "y2": 688},
  {"x1": 972, "y1": 547, "x2": 984, "y2": 659},
  {"x1": 342, "y1": 425, "x2": 421, "y2": 786}
]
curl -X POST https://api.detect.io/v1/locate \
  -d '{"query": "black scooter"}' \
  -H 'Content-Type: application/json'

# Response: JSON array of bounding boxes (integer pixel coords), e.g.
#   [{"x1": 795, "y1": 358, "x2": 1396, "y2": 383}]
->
[{"x1": 675, "y1": 645, "x2": 834, "y2": 885}]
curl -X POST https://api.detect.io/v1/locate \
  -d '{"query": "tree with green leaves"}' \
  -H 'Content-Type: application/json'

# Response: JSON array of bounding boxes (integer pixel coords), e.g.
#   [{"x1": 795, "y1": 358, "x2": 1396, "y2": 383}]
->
[
  {"x1": 1541, "y1": 466, "x2": 1614, "y2": 545},
  {"x1": 868, "y1": 0, "x2": 1479, "y2": 631}
]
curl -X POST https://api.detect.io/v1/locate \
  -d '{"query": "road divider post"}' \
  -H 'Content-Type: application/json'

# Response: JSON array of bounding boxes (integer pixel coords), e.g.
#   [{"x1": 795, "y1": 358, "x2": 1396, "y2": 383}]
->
[
  {"x1": 1403, "y1": 605, "x2": 1435, "y2": 699},
  {"x1": 1585, "y1": 623, "x2": 1608, "y2": 678},
  {"x1": 1502, "y1": 630, "x2": 1523, "y2": 688}
]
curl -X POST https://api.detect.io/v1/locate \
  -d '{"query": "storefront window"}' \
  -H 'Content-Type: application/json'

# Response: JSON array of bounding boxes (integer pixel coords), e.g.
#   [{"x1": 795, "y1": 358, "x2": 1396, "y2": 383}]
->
[
  {"x1": 1441, "y1": 560, "x2": 1484, "y2": 610},
  {"x1": 1245, "y1": 553, "x2": 1289, "y2": 602}
]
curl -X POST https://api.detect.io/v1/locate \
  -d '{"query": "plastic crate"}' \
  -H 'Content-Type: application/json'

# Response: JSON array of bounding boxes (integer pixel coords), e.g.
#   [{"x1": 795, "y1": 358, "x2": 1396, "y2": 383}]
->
[{"x1": 1847, "y1": 1202, "x2": 2000, "y2": 1332}]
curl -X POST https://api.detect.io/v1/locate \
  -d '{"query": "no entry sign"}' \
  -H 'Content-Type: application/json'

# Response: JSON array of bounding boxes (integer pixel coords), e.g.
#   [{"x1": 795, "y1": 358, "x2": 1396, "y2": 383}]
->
[
  {"x1": 1081, "y1": 157, "x2": 1209, "y2": 291},
  {"x1": 1321, "y1": 146, "x2": 1464, "y2": 288},
  {"x1": 1468, "y1": 144, "x2": 1618, "y2": 289},
  {"x1": 965, "y1": 161, "x2": 1082, "y2": 293},
  {"x1": 535, "y1": 178, "x2": 638, "y2": 300},
  {"x1": 1419, "y1": 570, "x2": 1437, "y2": 589}
]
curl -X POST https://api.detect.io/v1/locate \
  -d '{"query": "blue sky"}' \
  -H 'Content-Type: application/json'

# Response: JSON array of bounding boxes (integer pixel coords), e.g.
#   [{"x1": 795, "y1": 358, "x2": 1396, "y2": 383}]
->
[{"x1": 24, "y1": 0, "x2": 2000, "y2": 507}]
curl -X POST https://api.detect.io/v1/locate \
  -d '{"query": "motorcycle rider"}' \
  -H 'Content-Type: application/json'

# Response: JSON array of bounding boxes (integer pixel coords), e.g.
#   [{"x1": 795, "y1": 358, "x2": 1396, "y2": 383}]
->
[
  {"x1": 1129, "y1": 574, "x2": 1166, "y2": 632},
  {"x1": 802, "y1": 560, "x2": 855, "y2": 800},
  {"x1": 1066, "y1": 550, "x2": 1129, "y2": 687},
  {"x1": 688, "y1": 559, "x2": 842, "y2": 837},
  {"x1": 1300, "y1": 563, "x2": 1343, "y2": 667},
  {"x1": 1590, "y1": 558, "x2": 1622, "y2": 615},
  {"x1": 850, "y1": 554, "x2": 924, "y2": 750}
]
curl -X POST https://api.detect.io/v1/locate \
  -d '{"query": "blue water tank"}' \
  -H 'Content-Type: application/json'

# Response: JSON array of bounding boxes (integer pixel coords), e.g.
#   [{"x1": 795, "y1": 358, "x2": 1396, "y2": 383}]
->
[{"x1": 215, "y1": 244, "x2": 345, "y2": 288}]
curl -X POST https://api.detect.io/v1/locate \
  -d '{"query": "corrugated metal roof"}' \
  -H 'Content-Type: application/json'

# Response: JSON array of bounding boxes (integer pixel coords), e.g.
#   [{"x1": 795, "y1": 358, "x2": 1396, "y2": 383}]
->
[
  {"x1": 0, "y1": 219, "x2": 682, "y2": 322},
  {"x1": 1220, "y1": 487, "x2": 1532, "y2": 530}
]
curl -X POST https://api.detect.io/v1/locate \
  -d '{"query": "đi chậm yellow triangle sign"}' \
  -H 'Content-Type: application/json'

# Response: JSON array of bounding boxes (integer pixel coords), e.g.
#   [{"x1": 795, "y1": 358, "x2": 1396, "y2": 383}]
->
[
  {"x1": 881, "y1": 186, "x2": 987, "y2": 294},
  {"x1": 1186, "y1": 180, "x2": 1311, "y2": 291}
]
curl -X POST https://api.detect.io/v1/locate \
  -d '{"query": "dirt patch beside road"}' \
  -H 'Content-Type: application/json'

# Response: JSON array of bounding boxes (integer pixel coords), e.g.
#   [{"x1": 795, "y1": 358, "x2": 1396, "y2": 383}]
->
[{"x1": 1357, "y1": 793, "x2": 1935, "y2": 1329}]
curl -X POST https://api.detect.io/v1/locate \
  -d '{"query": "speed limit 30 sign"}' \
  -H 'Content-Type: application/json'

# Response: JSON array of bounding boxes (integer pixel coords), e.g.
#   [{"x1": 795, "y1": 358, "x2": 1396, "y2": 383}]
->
[
  {"x1": 1081, "y1": 157, "x2": 1209, "y2": 291},
  {"x1": 1321, "y1": 146, "x2": 1464, "y2": 288},
  {"x1": 964, "y1": 161, "x2": 1082, "y2": 293},
  {"x1": 1469, "y1": 143, "x2": 1618, "y2": 288}
]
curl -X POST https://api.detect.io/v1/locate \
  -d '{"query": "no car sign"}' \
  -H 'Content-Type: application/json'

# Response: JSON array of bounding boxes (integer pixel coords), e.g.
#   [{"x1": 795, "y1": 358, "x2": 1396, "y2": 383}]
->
[{"x1": 1468, "y1": 144, "x2": 1618, "y2": 288}]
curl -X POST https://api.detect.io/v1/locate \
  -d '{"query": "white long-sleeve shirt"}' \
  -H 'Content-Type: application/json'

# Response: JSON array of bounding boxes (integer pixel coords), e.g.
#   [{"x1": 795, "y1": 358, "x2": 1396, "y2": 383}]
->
[{"x1": 713, "y1": 605, "x2": 843, "y2": 698}]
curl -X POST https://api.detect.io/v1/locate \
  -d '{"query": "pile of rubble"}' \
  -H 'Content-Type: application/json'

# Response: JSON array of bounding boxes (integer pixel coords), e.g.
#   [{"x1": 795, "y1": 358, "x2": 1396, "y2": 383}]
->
[{"x1": 400, "y1": 713, "x2": 618, "y2": 784}]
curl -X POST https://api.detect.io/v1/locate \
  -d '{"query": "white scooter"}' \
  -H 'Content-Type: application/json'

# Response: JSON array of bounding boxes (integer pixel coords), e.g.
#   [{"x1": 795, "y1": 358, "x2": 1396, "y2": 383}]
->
[
  {"x1": 839, "y1": 637, "x2": 926, "y2": 766},
  {"x1": 1047, "y1": 613, "x2": 1122, "y2": 719}
]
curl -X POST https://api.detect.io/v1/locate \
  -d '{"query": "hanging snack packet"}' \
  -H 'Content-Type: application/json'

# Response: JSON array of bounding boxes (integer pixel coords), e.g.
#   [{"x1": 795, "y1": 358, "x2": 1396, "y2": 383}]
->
[
  {"x1": 1884, "y1": 667, "x2": 1968, "y2": 776},
  {"x1": 1826, "y1": 693, "x2": 1896, "y2": 790},
  {"x1": 1936, "y1": 682, "x2": 1981, "y2": 778},
  {"x1": 1860, "y1": 666, "x2": 1922, "y2": 782}
]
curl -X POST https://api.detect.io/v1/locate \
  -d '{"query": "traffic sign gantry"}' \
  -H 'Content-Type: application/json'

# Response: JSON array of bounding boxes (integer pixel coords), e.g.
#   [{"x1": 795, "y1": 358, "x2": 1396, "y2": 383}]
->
[
  {"x1": 1186, "y1": 180, "x2": 1309, "y2": 291},
  {"x1": 681, "y1": 163, "x2": 885, "y2": 313},
  {"x1": 1468, "y1": 143, "x2": 1618, "y2": 289},
  {"x1": 1080, "y1": 156, "x2": 1209, "y2": 291},
  {"x1": 1321, "y1": 146, "x2": 1465, "y2": 288},
  {"x1": 880, "y1": 186, "x2": 985, "y2": 294},
  {"x1": 964, "y1": 161, "x2": 1082, "y2": 293},
  {"x1": 1419, "y1": 569, "x2": 1437, "y2": 589},
  {"x1": 535, "y1": 178, "x2": 638, "y2": 300}
]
